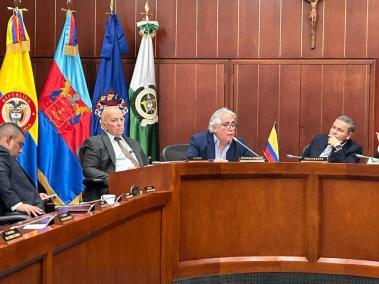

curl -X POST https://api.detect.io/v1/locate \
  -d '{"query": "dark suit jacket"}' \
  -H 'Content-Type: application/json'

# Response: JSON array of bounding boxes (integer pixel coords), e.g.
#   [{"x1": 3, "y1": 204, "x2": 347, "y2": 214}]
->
[
  {"x1": 185, "y1": 131, "x2": 253, "y2": 161},
  {"x1": 0, "y1": 145, "x2": 43, "y2": 215},
  {"x1": 303, "y1": 133, "x2": 362, "y2": 163},
  {"x1": 80, "y1": 133, "x2": 148, "y2": 201}
]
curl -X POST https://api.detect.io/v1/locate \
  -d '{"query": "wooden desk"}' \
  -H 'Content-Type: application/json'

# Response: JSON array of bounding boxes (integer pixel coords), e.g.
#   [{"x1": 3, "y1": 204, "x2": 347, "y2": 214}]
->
[
  {"x1": 1, "y1": 162, "x2": 378, "y2": 283},
  {"x1": 111, "y1": 162, "x2": 379, "y2": 282},
  {"x1": 0, "y1": 192, "x2": 170, "y2": 284}
]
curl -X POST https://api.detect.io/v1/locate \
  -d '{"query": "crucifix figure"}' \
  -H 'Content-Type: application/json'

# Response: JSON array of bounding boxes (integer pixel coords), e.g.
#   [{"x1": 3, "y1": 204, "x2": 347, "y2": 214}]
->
[{"x1": 305, "y1": 0, "x2": 322, "y2": 49}]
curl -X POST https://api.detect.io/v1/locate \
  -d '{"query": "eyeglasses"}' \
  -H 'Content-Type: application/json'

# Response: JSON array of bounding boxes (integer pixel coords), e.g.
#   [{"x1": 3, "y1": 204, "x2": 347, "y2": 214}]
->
[{"x1": 220, "y1": 122, "x2": 237, "y2": 129}]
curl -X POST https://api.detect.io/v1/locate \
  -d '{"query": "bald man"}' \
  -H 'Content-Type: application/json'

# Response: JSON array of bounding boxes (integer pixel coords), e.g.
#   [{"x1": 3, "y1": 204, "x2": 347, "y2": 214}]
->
[
  {"x1": 0, "y1": 122, "x2": 44, "y2": 217},
  {"x1": 80, "y1": 106, "x2": 148, "y2": 201}
]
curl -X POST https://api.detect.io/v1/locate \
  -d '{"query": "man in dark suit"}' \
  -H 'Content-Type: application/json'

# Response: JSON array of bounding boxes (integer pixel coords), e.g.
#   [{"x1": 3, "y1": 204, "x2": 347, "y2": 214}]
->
[
  {"x1": 81, "y1": 106, "x2": 148, "y2": 201},
  {"x1": 0, "y1": 122, "x2": 44, "y2": 217},
  {"x1": 186, "y1": 108, "x2": 253, "y2": 161},
  {"x1": 303, "y1": 115, "x2": 362, "y2": 163}
]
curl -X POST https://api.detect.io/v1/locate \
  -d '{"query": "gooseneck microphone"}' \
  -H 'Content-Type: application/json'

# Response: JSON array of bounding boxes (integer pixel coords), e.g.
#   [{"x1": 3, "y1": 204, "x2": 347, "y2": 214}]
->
[
  {"x1": 286, "y1": 154, "x2": 302, "y2": 160},
  {"x1": 355, "y1": 153, "x2": 379, "y2": 161},
  {"x1": 233, "y1": 137, "x2": 260, "y2": 157}
]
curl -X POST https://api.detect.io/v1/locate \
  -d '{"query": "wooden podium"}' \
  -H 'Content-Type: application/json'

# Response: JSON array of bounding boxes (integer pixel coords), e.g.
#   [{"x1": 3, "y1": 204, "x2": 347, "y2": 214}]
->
[
  {"x1": 0, "y1": 162, "x2": 377, "y2": 283},
  {"x1": 110, "y1": 162, "x2": 379, "y2": 282}
]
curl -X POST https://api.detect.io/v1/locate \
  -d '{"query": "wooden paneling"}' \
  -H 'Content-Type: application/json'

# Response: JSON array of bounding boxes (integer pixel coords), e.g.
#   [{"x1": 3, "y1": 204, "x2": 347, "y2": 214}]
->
[
  {"x1": 156, "y1": 0, "x2": 176, "y2": 58},
  {"x1": 197, "y1": 0, "x2": 217, "y2": 58},
  {"x1": 281, "y1": 0, "x2": 302, "y2": 58},
  {"x1": 345, "y1": 0, "x2": 367, "y2": 58},
  {"x1": 176, "y1": 0, "x2": 197, "y2": 58},
  {"x1": 260, "y1": 0, "x2": 280, "y2": 58},
  {"x1": 234, "y1": 60, "x2": 373, "y2": 160},
  {"x1": 0, "y1": 0, "x2": 378, "y2": 156},
  {"x1": 238, "y1": 0, "x2": 259, "y2": 58},
  {"x1": 321, "y1": 179, "x2": 379, "y2": 261},
  {"x1": 180, "y1": 177, "x2": 306, "y2": 260},
  {"x1": 323, "y1": 0, "x2": 345, "y2": 58},
  {"x1": 157, "y1": 61, "x2": 225, "y2": 146},
  {"x1": 218, "y1": 0, "x2": 238, "y2": 58}
]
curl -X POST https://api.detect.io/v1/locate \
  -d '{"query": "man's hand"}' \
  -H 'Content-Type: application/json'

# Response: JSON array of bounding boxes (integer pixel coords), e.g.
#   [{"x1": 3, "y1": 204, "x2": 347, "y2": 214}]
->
[
  {"x1": 328, "y1": 135, "x2": 342, "y2": 148},
  {"x1": 376, "y1": 132, "x2": 379, "y2": 143},
  {"x1": 16, "y1": 204, "x2": 44, "y2": 217}
]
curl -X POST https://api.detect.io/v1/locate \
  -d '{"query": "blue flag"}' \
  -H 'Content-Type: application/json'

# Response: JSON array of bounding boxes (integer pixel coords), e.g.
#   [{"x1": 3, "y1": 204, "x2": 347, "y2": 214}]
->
[
  {"x1": 38, "y1": 11, "x2": 91, "y2": 205},
  {"x1": 91, "y1": 15, "x2": 129, "y2": 135}
]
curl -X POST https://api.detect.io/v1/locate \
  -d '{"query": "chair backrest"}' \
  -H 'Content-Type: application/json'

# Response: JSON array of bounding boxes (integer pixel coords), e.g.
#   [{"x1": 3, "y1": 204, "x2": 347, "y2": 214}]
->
[
  {"x1": 162, "y1": 144, "x2": 189, "y2": 161},
  {"x1": 0, "y1": 214, "x2": 30, "y2": 226}
]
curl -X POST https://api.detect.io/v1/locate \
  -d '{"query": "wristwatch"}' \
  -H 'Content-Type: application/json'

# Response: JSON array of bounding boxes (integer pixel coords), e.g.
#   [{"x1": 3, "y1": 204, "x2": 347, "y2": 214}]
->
[{"x1": 335, "y1": 144, "x2": 342, "y2": 151}]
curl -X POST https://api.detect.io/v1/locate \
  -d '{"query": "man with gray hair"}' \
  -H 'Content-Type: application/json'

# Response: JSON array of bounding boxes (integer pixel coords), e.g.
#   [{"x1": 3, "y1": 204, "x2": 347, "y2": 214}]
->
[
  {"x1": 303, "y1": 115, "x2": 362, "y2": 163},
  {"x1": 185, "y1": 107, "x2": 253, "y2": 161}
]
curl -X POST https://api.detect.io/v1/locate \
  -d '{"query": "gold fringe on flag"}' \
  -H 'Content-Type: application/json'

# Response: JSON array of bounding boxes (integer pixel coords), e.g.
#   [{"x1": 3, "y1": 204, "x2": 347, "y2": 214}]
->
[
  {"x1": 6, "y1": 43, "x2": 20, "y2": 53},
  {"x1": 21, "y1": 40, "x2": 30, "y2": 52},
  {"x1": 64, "y1": 44, "x2": 78, "y2": 56}
]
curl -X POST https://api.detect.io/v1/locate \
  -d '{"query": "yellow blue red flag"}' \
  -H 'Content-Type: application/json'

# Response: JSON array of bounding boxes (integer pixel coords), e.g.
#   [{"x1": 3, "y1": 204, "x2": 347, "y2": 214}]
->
[
  {"x1": 263, "y1": 123, "x2": 279, "y2": 162},
  {"x1": 0, "y1": 10, "x2": 38, "y2": 184},
  {"x1": 37, "y1": 11, "x2": 91, "y2": 204}
]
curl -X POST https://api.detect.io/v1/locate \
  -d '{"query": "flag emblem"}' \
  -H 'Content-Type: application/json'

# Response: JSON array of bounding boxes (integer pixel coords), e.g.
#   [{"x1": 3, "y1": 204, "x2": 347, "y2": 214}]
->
[
  {"x1": 131, "y1": 85, "x2": 158, "y2": 127},
  {"x1": 44, "y1": 80, "x2": 90, "y2": 130},
  {"x1": 0, "y1": 91, "x2": 37, "y2": 130}
]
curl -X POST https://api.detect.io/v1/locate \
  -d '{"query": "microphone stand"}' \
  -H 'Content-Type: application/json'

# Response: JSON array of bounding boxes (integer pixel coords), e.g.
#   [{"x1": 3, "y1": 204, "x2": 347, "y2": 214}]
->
[{"x1": 233, "y1": 137, "x2": 260, "y2": 157}]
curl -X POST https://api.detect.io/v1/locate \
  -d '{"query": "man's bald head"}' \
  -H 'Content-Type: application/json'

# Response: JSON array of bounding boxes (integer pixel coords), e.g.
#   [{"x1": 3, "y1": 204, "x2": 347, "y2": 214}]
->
[{"x1": 100, "y1": 106, "x2": 125, "y2": 137}]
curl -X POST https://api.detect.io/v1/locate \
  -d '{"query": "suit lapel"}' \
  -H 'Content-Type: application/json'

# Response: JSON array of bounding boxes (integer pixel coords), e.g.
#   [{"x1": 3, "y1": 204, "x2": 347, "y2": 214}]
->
[
  {"x1": 207, "y1": 132, "x2": 215, "y2": 160},
  {"x1": 101, "y1": 133, "x2": 116, "y2": 166}
]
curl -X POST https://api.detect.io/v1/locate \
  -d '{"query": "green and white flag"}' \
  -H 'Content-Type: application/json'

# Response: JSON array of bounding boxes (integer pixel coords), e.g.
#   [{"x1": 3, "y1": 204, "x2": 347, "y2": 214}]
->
[{"x1": 129, "y1": 19, "x2": 159, "y2": 161}]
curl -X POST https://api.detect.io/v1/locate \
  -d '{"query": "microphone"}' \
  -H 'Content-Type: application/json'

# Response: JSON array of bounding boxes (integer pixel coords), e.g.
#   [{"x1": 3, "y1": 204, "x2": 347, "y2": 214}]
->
[
  {"x1": 233, "y1": 137, "x2": 260, "y2": 157},
  {"x1": 286, "y1": 154, "x2": 302, "y2": 160},
  {"x1": 355, "y1": 153, "x2": 379, "y2": 162}
]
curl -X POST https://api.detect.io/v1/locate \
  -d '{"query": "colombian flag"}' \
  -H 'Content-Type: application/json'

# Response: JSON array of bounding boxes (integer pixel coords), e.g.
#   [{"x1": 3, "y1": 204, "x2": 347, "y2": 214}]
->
[
  {"x1": 38, "y1": 11, "x2": 91, "y2": 204},
  {"x1": 0, "y1": 10, "x2": 38, "y2": 184},
  {"x1": 263, "y1": 123, "x2": 279, "y2": 163}
]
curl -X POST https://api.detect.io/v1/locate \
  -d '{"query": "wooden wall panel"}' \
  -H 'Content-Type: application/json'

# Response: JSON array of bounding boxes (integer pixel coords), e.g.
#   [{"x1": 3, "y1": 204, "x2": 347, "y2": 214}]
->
[
  {"x1": 234, "y1": 61, "x2": 372, "y2": 161},
  {"x1": 156, "y1": 0, "x2": 176, "y2": 58},
  {"x1": 367, "y1": 0, "x2": 379, "y2": 58},
  {"x1": 157, "y1": 62, "x2": 225, "y2": 147},
  {"x1": 176, "y1": 0, "x2": 196, "y2": 58},
  {"x1": 238, "y1": 0, "x2": 259, "y2": 58},
  {"x1": 0, "y1": 0, "x2": 378, "y2": 157},
  {"x1": 345, "y1": 0, "x2": 367, "y2": 58},
  {"x1": 260, "y1": 0, "x2": 280, "y2": 58},
  {"x1": 257, "y1": 65, "x2": 279, "y2": 151},
  {"x1": 281, "y1": 0, "x2": 302, "y2": 58},
  {"x1": 235, "y1": 64, "x2": 259, "y2": 150},
  {"x1": 344, "y1": 65, "x2": 369, "y2": 150},
  {"x1": 197, "y1": 0, "x2": 217, "y2": 58},
  {"x1": 321, "y1": 65, "x2": 345, "y2": 131},
  {"x1": 279, "y1": 65, "x2": 301, "y2": 157},
  {"x1": 117, "y1": 0, "x2": 137, "y2": 58},
  {"x1": 323, "y1": 0, "x2": 345, "y2": 58},
  {"x1": 300, "y1": 65, "x2": 323, "y2": 148},
  {"x1": 218, "y1": 0, "x2": 238, "y2": 58},
  {"x1": 35, "y1": 0, "x2": 55, "y2": 57}
]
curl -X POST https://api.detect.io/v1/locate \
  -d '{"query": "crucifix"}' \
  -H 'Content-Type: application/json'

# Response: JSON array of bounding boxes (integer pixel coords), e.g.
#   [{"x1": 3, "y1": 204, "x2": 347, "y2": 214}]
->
[{"x1": 304, "y1": 0, "x2": 322, "y2": 49}]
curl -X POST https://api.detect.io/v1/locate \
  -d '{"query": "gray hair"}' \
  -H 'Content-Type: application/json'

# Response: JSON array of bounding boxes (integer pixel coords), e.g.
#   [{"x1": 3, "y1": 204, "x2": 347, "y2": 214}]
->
[
  {"x1": 337, "y1": 115, "x2": 355, "y2": 133},
  {"x1": 208, "y1": 107, "x2": 236, "y2": 132}
]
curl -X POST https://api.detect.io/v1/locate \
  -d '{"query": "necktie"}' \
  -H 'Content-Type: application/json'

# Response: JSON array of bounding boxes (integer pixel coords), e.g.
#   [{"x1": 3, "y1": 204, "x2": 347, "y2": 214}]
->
[{"x1": 114, "y1": 137, "x2": 140, "y2": 168}]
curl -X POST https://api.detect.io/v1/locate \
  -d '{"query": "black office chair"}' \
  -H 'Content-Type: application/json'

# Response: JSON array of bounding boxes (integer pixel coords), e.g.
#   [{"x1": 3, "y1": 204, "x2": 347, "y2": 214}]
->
[
  {"x1": 162, "y1": 144, "x2": 189, "y2": 161},
  {"x1": 0, "y1": 213, "x2": 30, "y2": 226}
]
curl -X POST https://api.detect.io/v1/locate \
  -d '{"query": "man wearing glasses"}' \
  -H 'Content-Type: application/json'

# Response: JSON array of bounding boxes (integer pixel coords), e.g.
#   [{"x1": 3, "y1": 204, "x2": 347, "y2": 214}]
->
[{"x1": 186, "y1": 108, "x2": 253, "y2": 162}]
